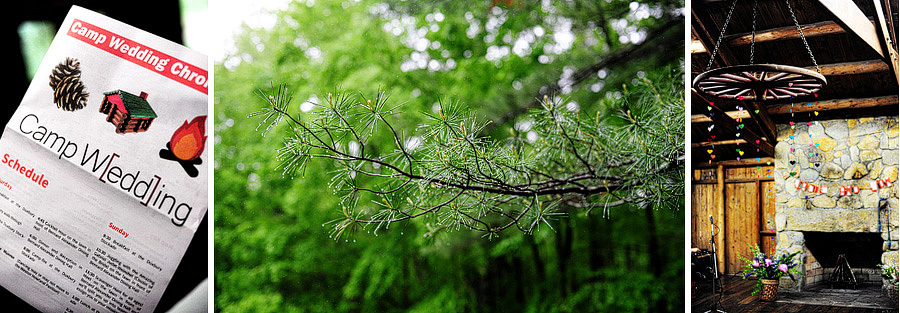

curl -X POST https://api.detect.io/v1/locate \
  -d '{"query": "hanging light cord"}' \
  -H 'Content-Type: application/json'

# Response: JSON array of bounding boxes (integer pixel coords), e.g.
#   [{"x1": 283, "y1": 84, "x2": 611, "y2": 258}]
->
[{"x1": 785, "y1": 0, "x2": 820, "y2": 73}]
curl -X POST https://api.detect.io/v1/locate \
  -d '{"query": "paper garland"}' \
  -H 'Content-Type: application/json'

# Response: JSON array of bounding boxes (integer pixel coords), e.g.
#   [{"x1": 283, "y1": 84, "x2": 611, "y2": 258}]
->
[{"x1": 793, "y1": 177, "x2": 894, "y2": 196}]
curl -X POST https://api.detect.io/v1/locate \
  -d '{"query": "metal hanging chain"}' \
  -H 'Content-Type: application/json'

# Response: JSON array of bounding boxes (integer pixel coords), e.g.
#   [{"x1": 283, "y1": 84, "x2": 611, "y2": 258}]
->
[
  {"x1": 705, "y1": 0, "x2": 739, "y2": 71},
  {"x1": 785, "y1": 0, "x2": 820, "y2": 73},
  {"x1": 750, "y1": 0, "x2": 759, "y2": 64}
]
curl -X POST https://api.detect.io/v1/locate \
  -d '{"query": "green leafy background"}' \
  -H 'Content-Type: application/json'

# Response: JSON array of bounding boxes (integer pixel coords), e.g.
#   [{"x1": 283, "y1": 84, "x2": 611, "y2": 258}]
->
[{"x1": 215, "y1": 1, "x2": 685, "y2": 312}]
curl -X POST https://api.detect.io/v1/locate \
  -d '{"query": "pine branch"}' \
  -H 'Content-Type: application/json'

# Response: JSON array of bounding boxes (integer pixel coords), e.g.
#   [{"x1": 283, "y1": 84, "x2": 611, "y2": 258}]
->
[{"x1": 250, "y1": 69, "x2": 683, "y2": 239}]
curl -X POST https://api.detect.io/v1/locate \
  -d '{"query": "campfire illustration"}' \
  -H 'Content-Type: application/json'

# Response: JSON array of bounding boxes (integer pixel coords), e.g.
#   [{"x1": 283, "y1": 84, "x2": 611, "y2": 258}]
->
[{"x1": 160, "y1": 116, "x2": 206, "y2": 177}]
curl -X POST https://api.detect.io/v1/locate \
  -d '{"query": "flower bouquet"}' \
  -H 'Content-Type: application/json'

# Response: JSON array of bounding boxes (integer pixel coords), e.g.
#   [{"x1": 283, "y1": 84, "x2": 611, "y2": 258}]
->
[{"x1": 739, "y1": 245, "x2": 802, "y2": 300}]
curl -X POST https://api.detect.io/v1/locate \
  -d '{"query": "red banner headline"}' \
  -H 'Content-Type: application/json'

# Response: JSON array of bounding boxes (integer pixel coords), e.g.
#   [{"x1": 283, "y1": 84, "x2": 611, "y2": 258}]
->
[{"x1": 67, "y1": 19, "x2": 208, "y2": 94}]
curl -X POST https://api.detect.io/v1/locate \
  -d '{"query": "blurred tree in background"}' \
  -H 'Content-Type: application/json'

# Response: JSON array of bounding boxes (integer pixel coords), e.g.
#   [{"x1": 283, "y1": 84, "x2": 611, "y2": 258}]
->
[{"x1": 214, "y1": 0, "x2": 685, "y2": 312}]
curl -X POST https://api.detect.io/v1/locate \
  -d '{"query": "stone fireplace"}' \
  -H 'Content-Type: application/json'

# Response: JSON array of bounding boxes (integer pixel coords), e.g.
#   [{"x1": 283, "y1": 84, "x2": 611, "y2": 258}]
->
[
  {"x1": 802, "y1": 232, "x2": 883, "y2": 288},
  {"x1": 772, "y1": 116, "x2": 898, "y2": 291}
]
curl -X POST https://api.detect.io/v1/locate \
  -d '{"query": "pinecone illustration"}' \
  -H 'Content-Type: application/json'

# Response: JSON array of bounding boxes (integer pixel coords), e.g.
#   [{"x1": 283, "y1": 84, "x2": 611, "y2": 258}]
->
[{"x1": 49, "y1": 57, "x2": 89, "y2": 111}]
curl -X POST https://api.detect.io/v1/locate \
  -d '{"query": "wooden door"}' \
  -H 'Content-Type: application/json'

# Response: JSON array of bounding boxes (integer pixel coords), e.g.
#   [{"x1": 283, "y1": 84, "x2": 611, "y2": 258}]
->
[
  {"x1": 691, "y1": 183, "x2": 718, "y2": 250},
  {"x1": 724, "y1": 182, "x2": 760, "y2": 274}
]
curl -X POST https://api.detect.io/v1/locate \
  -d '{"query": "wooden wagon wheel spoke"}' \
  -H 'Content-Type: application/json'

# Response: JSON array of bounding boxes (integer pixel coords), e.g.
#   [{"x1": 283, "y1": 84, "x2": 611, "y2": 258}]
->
[
  {"x1": 733, "y1": 89, "x2": 752, "y2": 97},
  {"x1": 766, "y1": 90, "x2": 784, "y2": 100},
  {"x1": 765, "y1": 72, "x2": 789, "y2": 81},
  {"x1": 722, "y1": 73, "x2": 752, "y2": 82},
  {"x1": 742, "y1": 71, "x2": 762, "y2": 81},
  {"x1": 701, "y1": 84, "x2": 732, "y2": 91},
  {"x1": 714, "y1": 87, "x2": 742, "y2": 96},
  {"x1": 707, "y1": 77, "x2": 742, "y2": 83},
  {"x1": 773, "y1": 87, "x2": 799, "y2": 97},
  {"x1": 700, "y1": 84, "x2": 730, "y2": 91}
]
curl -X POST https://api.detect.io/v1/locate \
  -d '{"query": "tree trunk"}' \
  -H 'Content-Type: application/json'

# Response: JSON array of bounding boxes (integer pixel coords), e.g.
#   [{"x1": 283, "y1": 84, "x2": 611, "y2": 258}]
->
[
  {"x1": 644, "y1": 203, "x2": 664, "y2": 311},
  {"x1": 527, "y1": 235, "x2": 546, "y2": 281},
  {"x1": 645, "y1": 204, "x2": 662, "y2": 278},
  {"x1": 555, "y1": 219, "x2": 574, "y2": 297}
]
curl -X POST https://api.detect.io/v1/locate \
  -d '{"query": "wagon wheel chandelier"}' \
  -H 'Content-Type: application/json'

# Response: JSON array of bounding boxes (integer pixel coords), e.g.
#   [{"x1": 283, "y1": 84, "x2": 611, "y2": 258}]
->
[{"x1": 692, "y1": 0, "x2": 826, "y2": 101}]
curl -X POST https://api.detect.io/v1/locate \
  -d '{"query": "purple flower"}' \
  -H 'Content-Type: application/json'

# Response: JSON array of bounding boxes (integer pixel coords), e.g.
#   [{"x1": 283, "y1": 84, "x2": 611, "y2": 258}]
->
[
  {"x1": 752, "y1": 260, "x2": 760, "y2": 268},
  {"x1": 779, "y1": 264, "x2": 788, "y2": 273},
  {"x1": 765, "y1": 259, "x2": 773, "y2": 266}
]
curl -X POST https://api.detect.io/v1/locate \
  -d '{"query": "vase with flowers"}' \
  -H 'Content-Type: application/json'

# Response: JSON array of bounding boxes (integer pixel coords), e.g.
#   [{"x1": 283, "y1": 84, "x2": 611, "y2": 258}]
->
[{"x1": 739, "y1": 245, "x2": 802, "y2": 301}]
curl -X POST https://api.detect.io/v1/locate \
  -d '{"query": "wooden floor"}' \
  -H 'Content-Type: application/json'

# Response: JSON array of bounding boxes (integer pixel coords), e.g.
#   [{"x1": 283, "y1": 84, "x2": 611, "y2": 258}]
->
[{"x1": 692, "y1": 276, "x2": 899, "y2": 313}]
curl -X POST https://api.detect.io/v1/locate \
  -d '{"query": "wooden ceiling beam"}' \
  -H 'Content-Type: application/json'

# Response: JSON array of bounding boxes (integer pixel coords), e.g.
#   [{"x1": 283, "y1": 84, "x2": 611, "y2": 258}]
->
[
  {"x1": 802, "y1": 59, "x2": 889, "y2": 76},
  {"x1": 692, "y1": 7, "x2": 740, "y2": 69},
  {"x1": 818, "y1": 0, "x2": 885, "y2": 58},
  {"x1": 693, "y1": 157, "x2": 775, "y2": 168},
  {"x1": 691, "y1": 95, "x2": 899, "y2": 122},
  {"x1": 692, "y1": 139, "x2": 746, "y2": 148},
  {"x1": 882, "y1": 0, "x2": 897, "y2": 51},
  {"x1": 690, "y1": 39, "x2": 707, "y2": 54},
  {"x1": 691, "y1": 138, "x2": 772, "y2": 148},
  {"x1": 691, "y1": 19, "x2": 885, "y2": 55},
  {"x1": 691, "y1": 110, "x2": 747, "y2": 123},
  {"x1": 723, "y1": 20, "x2": 848, "y2": 47},
  {"x1": 872, "y1": 0, "x2": 900, "y2": 83},
  {"x1": 766, "y1": 95, "x2": 898, "y2": 115}
]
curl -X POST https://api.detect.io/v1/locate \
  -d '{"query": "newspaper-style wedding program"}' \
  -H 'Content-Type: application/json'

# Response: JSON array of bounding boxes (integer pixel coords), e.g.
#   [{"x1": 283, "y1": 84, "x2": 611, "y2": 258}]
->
[{"x1": 0, "y1": 6, "x2": 207, "y2": 312}]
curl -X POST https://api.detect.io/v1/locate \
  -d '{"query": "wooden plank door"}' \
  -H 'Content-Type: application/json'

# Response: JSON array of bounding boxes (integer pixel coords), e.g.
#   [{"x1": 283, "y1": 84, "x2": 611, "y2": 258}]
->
[
  {"x1": 691, "y1": 183, "x2": 718, "y2": 250},
  {"x1": 724, "y1": 182, "x2": 760, "y2": 274}
]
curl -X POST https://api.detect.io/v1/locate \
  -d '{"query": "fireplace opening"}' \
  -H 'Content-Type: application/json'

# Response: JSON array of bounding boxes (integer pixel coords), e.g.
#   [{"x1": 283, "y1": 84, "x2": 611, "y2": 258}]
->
[
  {"x1": 802, "y1": 232, "x2": 884, "y2": 289},
  {"x1": 804, "y1": 232, "x2": 882, "y2": 268}
]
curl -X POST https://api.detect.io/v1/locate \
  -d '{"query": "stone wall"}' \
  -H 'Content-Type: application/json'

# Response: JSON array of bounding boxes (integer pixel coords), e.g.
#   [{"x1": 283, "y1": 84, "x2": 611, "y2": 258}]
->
[{"x1": 772, "y1": 116, "x2": 899, "y2": 290}]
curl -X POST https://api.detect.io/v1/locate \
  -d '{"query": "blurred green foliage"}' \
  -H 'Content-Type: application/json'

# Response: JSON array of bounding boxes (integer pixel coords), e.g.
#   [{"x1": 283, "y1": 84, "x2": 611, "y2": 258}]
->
[{"x1": 215, "y1": 0, "x2": 685, "y2": 312}]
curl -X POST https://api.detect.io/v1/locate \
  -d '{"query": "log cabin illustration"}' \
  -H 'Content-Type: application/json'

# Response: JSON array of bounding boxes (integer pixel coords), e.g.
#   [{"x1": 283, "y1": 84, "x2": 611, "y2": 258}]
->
[{"x1": 99, "y1": 90, "x2": 158, "y2": 134}]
